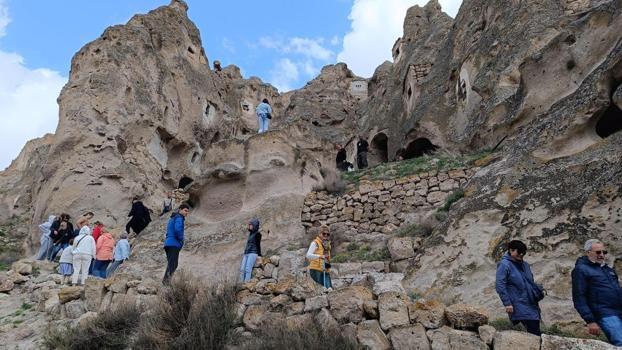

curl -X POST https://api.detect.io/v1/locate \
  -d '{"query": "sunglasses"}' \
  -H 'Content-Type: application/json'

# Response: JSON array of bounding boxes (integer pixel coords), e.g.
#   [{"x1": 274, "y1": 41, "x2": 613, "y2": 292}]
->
[
  {"x1": 322, "y1": 233, "x2": 330, "y2": 237},
  {"x1": 593, "y1": 250, "x2": 608, "y2": 255}
]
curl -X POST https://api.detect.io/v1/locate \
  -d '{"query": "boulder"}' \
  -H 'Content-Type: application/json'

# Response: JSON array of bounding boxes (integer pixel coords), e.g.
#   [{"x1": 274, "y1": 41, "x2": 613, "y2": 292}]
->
[
  {"x1": 12, "y1": 260, "x2": 33, "y2": 275},
  {"x1": 0, "y1": 275, "x2": 14, "y2": 293},
  {"x1": 286, "y1": 313, "x2": 314, "y2": 329},
  {"x1": 493, "y1": 330, "x2": 540, "y2": 350},
  {"x1": 63, "y1": 300, "x2": 87, "y2": 319},
  {"x1": 409, "y1": 300, "x2": 446, "y2": 329},
  {"x1": 341, "y1": 323, "x2": 359, "y2": 343},
  {"x1": 334, "y1": 262, "x2": 362, "y2": 278},
  {"x1": 369, "y1": 272, "x2": 406, "y2": 295},
  {"x1": 243, "y1": 304, "x2": 268, "y2": 330},
  {"x1": 444, "y1": 303, "x2": 488, "y2": 330},
  {"x1": 328, "y1": 286, "x2": 374, "y2": 323},
  {"x1": 378, "y1": 292, "x2": 410, "y2": 331},
  {"x1": 540, "y1": 333, "x2": 617, "y2": 350},
  {"x1": 285, "y1": 302, "x2": 305, "y2": 316},
  {"x1": 426, "y1": 326, "x2": 488, "y2": 350},
  {"x1": 84, "y1": 278, "x2": 106, "y2": 312},
  {"x1": 237, "y1": 290, "x2": 268, "y2": 305},
  {"x1": 357, "y1": 320, "x2": 391, "y2": 350},
  {"x1": 136, "y1": 280, "x2": 159, "y2": 294},
  {"x1": 278, "y1": 250, "x2": 306, "y2": 279},
  {"x1": 58, "y1": 286, "x2": 83, "y2": 304},
  {"x1": 77, "y1": 311, "x2": 99, "y2": 327},
  {"x1": 104, "y1": 274, "x2": 130, "y2": 293},
  {"x1": 304, "y1": 295, "x2": 328, "y2": 312},
  {"x1": 7, "y1": 270, "x2": 29, "y2": 284},
  {"x1": 290, "y1": 276, "x2": 323, "y2": 301},
  {"x1": 477, "y1": 325, "x2": 496, "y2": 345},
  {"x1": 387, "y1": 237, "x2": 415, "y2": 261},
  {"x1": 43, "y1": 293, "x2": 60, "y2": 314},
  {"x1": 269, "y1": 255, "x2": 280, "y2": 266},
  {"x1": 315, "y1": 308, "x2": 339, "y2": 332},
  {"x1": 388, "y1": 324, "x2": 431, "y2": 350},
  {"x1": 270, "y1": 294, "x2": 291, "y2": 309},
  {"x1": 263, "y1": 263, "x2": 275, "y2": 278},
  {"x1": 364, "y1": 299, "x2": 379, "y2": 319}
]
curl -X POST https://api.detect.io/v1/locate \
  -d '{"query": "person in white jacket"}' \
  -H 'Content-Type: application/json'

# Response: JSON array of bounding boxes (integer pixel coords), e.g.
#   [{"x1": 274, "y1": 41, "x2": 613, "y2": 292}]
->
[
  {"x1": 71, "y1": 226, "x2": 96, "y2": 285},
  {"x1": 36, "y1": 215, "x2": 56, "y2": 260}
]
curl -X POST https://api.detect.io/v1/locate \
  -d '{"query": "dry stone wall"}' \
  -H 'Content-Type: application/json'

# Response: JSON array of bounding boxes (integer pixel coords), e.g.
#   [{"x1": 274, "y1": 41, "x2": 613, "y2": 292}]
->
[{"x1": 301, "y1": 167, "x2": 477, "y2": 235}]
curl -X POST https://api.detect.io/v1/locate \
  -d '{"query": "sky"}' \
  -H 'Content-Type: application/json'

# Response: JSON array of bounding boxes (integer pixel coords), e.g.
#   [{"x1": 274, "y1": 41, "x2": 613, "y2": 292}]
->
[{"x1": 0, "y1": 0, "x2": 462, "y2": 170}]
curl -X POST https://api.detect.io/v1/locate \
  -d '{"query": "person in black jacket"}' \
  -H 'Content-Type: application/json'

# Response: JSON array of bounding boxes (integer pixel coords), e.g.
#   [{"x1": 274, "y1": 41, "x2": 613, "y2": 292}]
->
[
  {"x1": 126, "y1": 197, "x2": 152, "y2": 235},
  {"x1": 357, "y1": 136, "x2": 369, "y2": 169},
  {"x1": 572, "y1": 239, "x2": 622, "y2": 346},
  {"x1": 240, "y1": 217, "x2": 262, "y2": 282}
]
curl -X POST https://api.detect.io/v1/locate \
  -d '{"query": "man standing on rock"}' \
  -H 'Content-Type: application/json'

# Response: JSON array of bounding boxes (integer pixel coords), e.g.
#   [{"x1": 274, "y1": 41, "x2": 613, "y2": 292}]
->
[
  {"x1": 356, "y1": 135, "x2": 369, "y2": 169},
  {"x1": 572, "y1": 239, "x2": 622, "y2": 346},
  {"x1": 163, "y1": 203, "x2": 190, "y2": 284},
  {"x1": 255, "y1": 98, "x2": 273, "y2": 134}
]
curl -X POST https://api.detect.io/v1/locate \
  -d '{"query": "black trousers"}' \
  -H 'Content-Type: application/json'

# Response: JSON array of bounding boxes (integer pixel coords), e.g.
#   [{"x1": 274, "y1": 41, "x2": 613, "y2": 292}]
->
[
  {"x1": 357, "y1": 152, "x2": 368, "y2": 169},
  {"x1": 513, "y1": 319, "x2": 541, "y2": 336},
  {"x1": 163, "y1": 246, "x2": 181, "y2": 283}
]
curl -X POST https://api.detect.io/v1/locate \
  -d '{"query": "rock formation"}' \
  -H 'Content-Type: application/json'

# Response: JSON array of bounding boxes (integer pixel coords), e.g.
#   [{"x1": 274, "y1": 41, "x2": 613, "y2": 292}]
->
[{"x1": 1, "y1": 0, "x2": 622, "y2": 347}]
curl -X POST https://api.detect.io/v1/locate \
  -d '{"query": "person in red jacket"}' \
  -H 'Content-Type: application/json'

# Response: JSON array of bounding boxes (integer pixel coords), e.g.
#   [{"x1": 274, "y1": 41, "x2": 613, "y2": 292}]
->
[{"x1": 92, "y1": 221, "x2": 104, "y2": 242}]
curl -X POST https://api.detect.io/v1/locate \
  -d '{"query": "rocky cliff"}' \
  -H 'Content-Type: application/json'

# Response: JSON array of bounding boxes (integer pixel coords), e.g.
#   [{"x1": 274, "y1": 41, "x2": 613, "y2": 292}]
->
[{"x1": 1, "y1": 0, "x2": 622, "y2": 347}]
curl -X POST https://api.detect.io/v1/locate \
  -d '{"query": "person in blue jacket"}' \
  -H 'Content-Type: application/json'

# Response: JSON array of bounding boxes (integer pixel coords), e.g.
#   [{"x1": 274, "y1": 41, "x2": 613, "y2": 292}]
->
[
  {"x1": 572, "y1": 239, "x2": 622, "y2": 346},
  {"x1": 240, "y1": 217, "x2": 262, "y2": 282},
  {"x1": 162, "y1": 203, "x2": 190, "y2": 284},
  {"x1": 495, "y1": 240, "x2": 542, "y2": 335},
  {"x1": 255, "y1": 98, "x2": 272, "y2": 134}
]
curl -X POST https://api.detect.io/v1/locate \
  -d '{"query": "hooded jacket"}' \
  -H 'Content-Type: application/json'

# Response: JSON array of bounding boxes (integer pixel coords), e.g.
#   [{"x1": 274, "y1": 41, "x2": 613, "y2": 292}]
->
[
  {"x1": 495, "y1": 254, "x2": 541, "y2": 321},
  {"x1": 255, "y1": 102, "x2": 272, "y2": 117},
  {"x1": 72, "y1": 226, "x2": 96, "y2": 259},
  {"x1": 572, "y1": 256, "x2": 622, "y2": 323},
  {"x1": 39, "y1": 216, "x2": 56, "y2": 242},
  {"x1": 164, "y1": 212, "x2": 185, "y2": 249},
  {"x1": 243, "y1": 218, "x2": 262, "y2": 255},
  {"x1": 96, "y1": 232, "x2": 115, "y2": 261}
]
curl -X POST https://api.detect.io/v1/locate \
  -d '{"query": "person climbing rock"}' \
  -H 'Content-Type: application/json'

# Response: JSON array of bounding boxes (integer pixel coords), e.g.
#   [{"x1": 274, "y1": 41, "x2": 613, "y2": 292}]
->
[
  {"x1": 255, "y1": 98, "x2": 273, "y2": 134},
  {"x1": 356, "y1": 136, "x2": 369, "y2": 169},
  {"x1": 93, "y1": 228, "x2": 115, "y2": 278},
  {"x1": 240, "y1": 217, "x2": 262, "y2": 282},
  {"x1": 163, "y1": 203, "x2": 190, "y2": 284},
  {"x1": 107, "y1": 232, "x2": 130, "y2": 277},
  {"x1": 495, "y1": 240, "x2": 544, "y2": 336},
  {"x1": 572, "y1": 239, "x2": 622, "y2": 346},
  {"x1": 126, "y1": 197, "x2": 151, "y2": 235},
  {"x1": 160, "y1": 191, "x2": 175, "y2": 217},
  {"x1": 71, "y1": 226, "x2": 96, "y2": 286},
  {"x1": 306, "y1": 225, "x2": 332, "y2": 289},
  {"x1": 36, "y1": 215, "x2": 56, "y2": 260}
]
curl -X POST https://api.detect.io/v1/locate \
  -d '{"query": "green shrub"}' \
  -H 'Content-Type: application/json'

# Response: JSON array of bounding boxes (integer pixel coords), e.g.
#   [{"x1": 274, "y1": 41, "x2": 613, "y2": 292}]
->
[
  {"x1": 332, "y1": 244, "x2": 390, "y2": 263},
  {"x1": 438, "y1": 189, "x2": 465, "y2": 212}
]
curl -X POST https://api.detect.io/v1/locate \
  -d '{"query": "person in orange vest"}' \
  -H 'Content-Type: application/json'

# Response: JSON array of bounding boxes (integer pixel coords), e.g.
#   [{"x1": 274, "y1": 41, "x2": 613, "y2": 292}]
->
[{"x1": 305, "y1": 225, "x2": 333, "y2": 289}]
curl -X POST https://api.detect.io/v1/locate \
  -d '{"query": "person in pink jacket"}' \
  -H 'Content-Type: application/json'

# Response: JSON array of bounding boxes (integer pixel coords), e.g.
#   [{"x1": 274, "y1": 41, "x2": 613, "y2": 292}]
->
[{"x1": 93, "y1": 229, "x2": 115, "y2": 278}]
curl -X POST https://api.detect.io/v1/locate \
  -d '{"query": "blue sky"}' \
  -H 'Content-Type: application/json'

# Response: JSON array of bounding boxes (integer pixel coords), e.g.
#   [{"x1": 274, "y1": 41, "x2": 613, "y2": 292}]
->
[{"x1": 0, "y1": 0, "x2": 462, "y2": 169}]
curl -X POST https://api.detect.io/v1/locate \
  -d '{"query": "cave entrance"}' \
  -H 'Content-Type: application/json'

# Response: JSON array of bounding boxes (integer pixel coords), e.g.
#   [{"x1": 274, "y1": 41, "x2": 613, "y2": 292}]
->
[
  {"x1": 369, "y1": 133, "x2": 388, "y2": 166},
  {"x1": 178, "y1": 176, "x2": 194, "y2": 190},
  {"x1": 403, "y1": 138, "x2": 438, "y2": 159},
  {"x1": 595, "y1": 103, "x2": 622, "y2": 138}
]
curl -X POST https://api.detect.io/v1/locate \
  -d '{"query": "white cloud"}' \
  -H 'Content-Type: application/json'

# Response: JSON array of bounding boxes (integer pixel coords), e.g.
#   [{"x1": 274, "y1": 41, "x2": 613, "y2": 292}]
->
[
  {"x1": 259, "y1": 36, "x2": 334, "y2": 61},
  {"x1": 0, "y1": 0, "x2": 9, "y2": 38},
  {"x1": 330, "y1": 36, "x2": 340, "y2": 46},
  {"x1": 268, "y1": 58, "x2": 299, "y2": 92},
  {"x1": 337, "y1": 0, "x2": 462, "y2": 78},
  {"x1": 0, "y1": 2, "x2": 67, "y2": 170}
]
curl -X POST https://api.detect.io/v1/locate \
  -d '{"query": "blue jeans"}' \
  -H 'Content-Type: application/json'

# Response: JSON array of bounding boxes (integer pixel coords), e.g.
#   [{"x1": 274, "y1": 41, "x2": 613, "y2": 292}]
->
[
  {"x1": 309, "y1": 269, "x2": 332, "y2": 288},
  {"x1": 257, "y1": 114, "x2": 270, "y2": 133},
  {"x1": 48, "y1": 243, "x2": 68, "y2": 261},
  {"x1": 106, "y1": 260, "x2": 124, "y2": 276},
  {"x1": 37, "y1": 236, "x2": 52, "y2": 260},
  {"x1": 598, "y1": 315, "x2": 622, "y2": 346},
  {"x1": 240, "y1": 253, "x2": 258, "y2": 282},
  {"x1": 92, "y1": 260, "x2": 111, "y2": 278}
]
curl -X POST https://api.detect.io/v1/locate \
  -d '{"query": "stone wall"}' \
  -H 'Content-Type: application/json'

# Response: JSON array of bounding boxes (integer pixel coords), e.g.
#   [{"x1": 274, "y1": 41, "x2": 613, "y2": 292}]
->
[{"x1": 301, "y1": 167, "x2": 477, "y2": 235}]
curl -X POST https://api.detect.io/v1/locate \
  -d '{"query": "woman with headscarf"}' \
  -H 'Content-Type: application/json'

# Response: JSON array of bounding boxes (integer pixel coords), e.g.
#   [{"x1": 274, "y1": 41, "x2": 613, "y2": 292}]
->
[
  {"x1": 306, "y1": 225, "x2": 332, "y2": 289},
  {"x1": 240, "y1": 217, "x2": 262, "y2": 282},
  {"x1": 126, "y1": 197, "x2": 151, "y2": 235},
  {"x1": 36, "y1": 215, "x2": 56, "y2": 260},
  {"x1": 71, "y1": 226, "x2": 96, "y2": 285}
]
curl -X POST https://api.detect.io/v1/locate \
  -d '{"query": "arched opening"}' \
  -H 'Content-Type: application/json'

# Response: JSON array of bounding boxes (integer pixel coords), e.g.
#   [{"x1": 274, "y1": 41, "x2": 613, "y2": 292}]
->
[
  {"x1": 403, "y1": 138, "x2": 438, "y2": 159},
  {"x1": 178, "y1": 176, "x2": 194, "y2": 190},
  {"x1": 595, "y1": 103, "x2": 622, "y2": 138},
  {"x1": 368, "y1": 133, "x2": 388, "y2": 166}
]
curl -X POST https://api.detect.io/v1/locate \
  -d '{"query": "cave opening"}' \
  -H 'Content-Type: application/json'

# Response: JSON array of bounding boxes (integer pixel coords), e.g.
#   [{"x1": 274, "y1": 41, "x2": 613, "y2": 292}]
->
[
  {"x1": 178, "y1": 176, "x2": 194, "y2": 189},
  {"x1": 403, "y1": 138, "x2": 438, "y2": 159},
  {"x1": 369, "y1": 133, "x2": 388, "y2": 166},
  {"x1": 595, "y1": 103, "x2": 622, "y2": 138}
]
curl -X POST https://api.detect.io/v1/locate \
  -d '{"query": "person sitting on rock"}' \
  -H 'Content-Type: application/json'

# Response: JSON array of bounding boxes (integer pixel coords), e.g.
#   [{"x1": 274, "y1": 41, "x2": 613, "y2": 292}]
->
[
  {"x1": 163, "y1": 203, "x2": 190, "y2": 284},
  {"x1": 49, "y1": 220, "x2": 72, "y2": 261},
  {"x1": 126, "y1": 197, "x2": 152, "y2": 235},
  {"x1": 107, "y1": 232, "x2": 130, "y2": 277},
  {"x1": 356, "y1": 136, "x2": 369, "y2": 169},
  {"x1": 495, "y1": 240, "x2": 544, "y2": 336},
  {"x1": 255, "y1": 98, "x2": 273, "y2": 134},
  {"x1": 71, "y1": 226, "x2": 96, "y2": 286},
  {"x1": 93, "y1": 228, "x2": 115, "y2": 278},
  {"x1": 36, "y1": 215, "x2": 56, "y2": 260},
  {"x1": 306, "y1": 225, "x2": 333, "y2": 289},
  {"x1": 240, "y1": 217, "x2": 262, "y2": 282}
]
